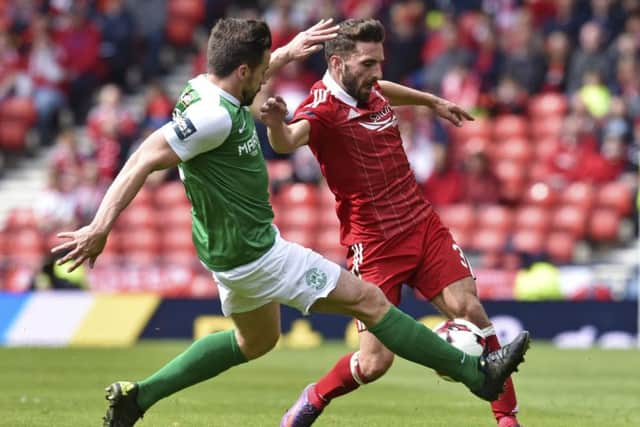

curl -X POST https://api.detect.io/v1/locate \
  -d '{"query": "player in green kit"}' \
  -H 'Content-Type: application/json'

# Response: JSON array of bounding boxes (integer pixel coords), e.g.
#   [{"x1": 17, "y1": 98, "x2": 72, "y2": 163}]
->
[{"x1": 52, "y1": 18, "x2": 529, "y2": 427}]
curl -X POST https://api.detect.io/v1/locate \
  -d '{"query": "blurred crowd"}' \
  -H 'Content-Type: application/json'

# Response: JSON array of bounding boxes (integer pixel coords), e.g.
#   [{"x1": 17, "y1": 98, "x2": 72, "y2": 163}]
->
[{"x1": 0, "y1": 0, "x2": 638, "y2": 298}]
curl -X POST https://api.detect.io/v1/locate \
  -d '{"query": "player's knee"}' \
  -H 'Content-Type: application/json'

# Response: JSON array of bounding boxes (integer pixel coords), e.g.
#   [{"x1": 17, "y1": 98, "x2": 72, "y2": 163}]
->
[
  {"x1": 236, "y1": 331, "x2": 280, "y2": 360},
  {"x1": 353, "y1": 282, "x2": 389, "y2": 324},
  {"x1": 358, "y1": 350, "x2": 394, "y2": 381}
]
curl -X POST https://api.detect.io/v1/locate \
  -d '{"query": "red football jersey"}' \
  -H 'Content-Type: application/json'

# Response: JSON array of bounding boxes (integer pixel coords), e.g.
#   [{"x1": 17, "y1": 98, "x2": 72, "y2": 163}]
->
[{"x1": 291, "y1": 73, "x2": 430, "y2": 246}]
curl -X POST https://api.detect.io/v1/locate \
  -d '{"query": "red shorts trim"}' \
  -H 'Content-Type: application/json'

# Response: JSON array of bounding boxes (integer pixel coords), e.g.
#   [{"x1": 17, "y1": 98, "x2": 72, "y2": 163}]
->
[{"x1": 347, "y1": 208, "x2": 473, "y2": 305}]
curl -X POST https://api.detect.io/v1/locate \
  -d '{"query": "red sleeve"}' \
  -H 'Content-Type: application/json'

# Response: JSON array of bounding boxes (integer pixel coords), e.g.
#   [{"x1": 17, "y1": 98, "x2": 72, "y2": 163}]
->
[{"x1": 290, "y1": 89, "x2": 332, "y2": 153}]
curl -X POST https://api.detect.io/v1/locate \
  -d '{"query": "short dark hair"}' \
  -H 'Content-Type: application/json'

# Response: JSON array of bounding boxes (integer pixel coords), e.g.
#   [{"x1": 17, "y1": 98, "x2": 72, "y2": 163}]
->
[
  {"x1": 324, "y1": 19, "x2": 385, "y2": 61},
  {"x1": 207, "y1": 18, "x2": 272, "y2": 77}
]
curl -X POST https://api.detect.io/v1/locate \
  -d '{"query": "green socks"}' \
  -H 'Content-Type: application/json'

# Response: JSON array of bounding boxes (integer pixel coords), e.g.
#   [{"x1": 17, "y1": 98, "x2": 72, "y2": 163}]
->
[
  {"x1": 136, "y1": 330, "x2": 247, "y2": 411},
  {"x1": 368, "y1": 306, "x2": 484, "y2": 389}
]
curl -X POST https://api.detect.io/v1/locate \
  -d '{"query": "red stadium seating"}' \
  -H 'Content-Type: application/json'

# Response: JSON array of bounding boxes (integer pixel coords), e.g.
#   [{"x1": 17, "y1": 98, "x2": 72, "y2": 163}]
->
[
  {"x1": 279, "y1": 228, "x2": 315, "y2": 248},
  {"x1": 450, "y1": 118, "x2": 491, "y2": 143},
  {"x1": 119, "y1": 228, "x2": 161, "y2": 254},
  {"x1": 277, "y1": 183, "x2": 318, "y2": 207},
  {"x1": 476, "y1": 204, "x2": 514, "y2": 232},
  {"x1": 495, "y1": 138, "x2": 533, "y2": 164},
  {"x1": 596, "y1": 181, "x2": 634, "y2": 216},
  {"x1": 534, "y1": 137, "x2": 561, "y2": 161},
  {"x1": 318, "y1": 184, "x2": 337, "y2": 207},
  {"x1": 448, "y1": 226, "x2": 471, "y2": 249},
  {"x1": 117, "y1": 205, "x2": 157, "y2": 229},
  {"x1": 514, "y1": 205, "x2": 550, "y2": 233},
  {"x1": 561, "y1": 181, "x2": 596, "y2": 211},
  {"x1": 160, "y1": 228, "x2": 194, "y2": 252},
  {"x1": 493, "y1": 115, "x2": 529, "y2": 141},
  {"x1": 588, "y1": 208, "x2": 621, "y2": 241},
  {"x1": 528, "y1": 93, "x2": 568, "y2": 118},
  {"x1": 551, "y1": 205, "x2": 588, "y2": 238},
  {"x1": 158, "y1": 205, "x2": 192, "y2": 231},
  {"x1": 471, "y1": 228, "x2": 508, "y2": 253},
  {"x1": 168, "y1": 0, "x2": 205, "y2": 22},
  {"x1": 4, "y1": 207, "x2": 38, "y2": 231},
  {"x1": 155, "y1": 181, "x2": 189, "y2": 207},
  {"x1": 546, "y1": 231, "x2": 576, "y2": 263},
  {"x1": 275, "y1": 205, "x2": 318, "y2": 230},
  {"x1": 0, "y1": 97, "x2": 37, "y2": 124},
  {"x1": 512, "y1": 229, "x2": 545, "y2": 254},
  {"x1": 437, "y1": 204, "x2": 476, "y2": 231},
  {"x1": 266, "y1": 160, "x2": 294, "y2": 182},
  {"x1": 523, "y1": 182, "x2": 558, "y2": 207},
  {"x1": 530, "y1": 115, "x2": 564, "y2": 140}
]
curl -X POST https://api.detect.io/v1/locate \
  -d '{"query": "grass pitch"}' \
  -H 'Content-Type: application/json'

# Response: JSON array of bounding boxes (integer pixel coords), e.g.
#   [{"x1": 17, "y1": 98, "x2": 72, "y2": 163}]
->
[{"x1": 1, "y1": 341, "x2": 638, "y2": 426}]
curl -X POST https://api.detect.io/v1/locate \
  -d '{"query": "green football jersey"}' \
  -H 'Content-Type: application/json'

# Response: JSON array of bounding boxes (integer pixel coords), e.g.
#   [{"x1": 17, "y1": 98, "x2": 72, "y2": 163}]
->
[{"x1": 161, "y1": 75, "x2": 276, "y2": 271}]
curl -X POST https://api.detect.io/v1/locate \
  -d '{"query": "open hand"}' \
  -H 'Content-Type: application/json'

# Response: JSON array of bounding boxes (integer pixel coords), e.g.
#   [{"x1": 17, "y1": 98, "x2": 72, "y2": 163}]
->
[
  {"x1": 284, "y1": 18, "x2": 339, "y2": 61},
  {"x1": 51, "y1": 226, "x2": 108, "y2": 272},
  {"x1": 259, "y1": 96, "x2": 288, "y2": 127}
]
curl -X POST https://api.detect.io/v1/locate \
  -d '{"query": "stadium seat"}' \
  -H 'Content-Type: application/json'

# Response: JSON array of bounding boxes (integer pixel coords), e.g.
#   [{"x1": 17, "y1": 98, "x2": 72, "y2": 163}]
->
[
  {"x1": 448, "y1": 226, "x2": 471, "y2": 249},
  {"x1": 596, "y1": 181, "x2": 634, "y2": 216},
  {"x1": 275, "y1": 205, "x2": 318, "y2": 230},
  {"x1": 318, "y1": 184, "x2": 337, "y2": 207},
  {"x1": 436, "y1": 204, "x2": 475, "y2": 231},
  {"x1": 0, "y1": 121, "x2": 30, "y2": 151},
  {"x1": 588, "y1": 208, "x2": 621, "y2": 241},
  {"x1": 279, "y1": 228, "x2": 315, "y2": 248},
  {"x1": 158, "y1": 205, "x2": 192, "y2": 230},
  {"x1": 494, "y1": 160, "x2": 527, "y2": 201},
  {"x1": 514, "y1": 205, "x2": 550, "y2": 233},
  {"x1": 13, "y1": 229, "x2": 44, "y2": 253},
  {"x1": 530, "y1": 115, "x2": 564, "y2": 140},
  {"x1": 117, "y1": 205, "x2": 157, "y2": 229},
  {"x1": 161, "y1": 229, "x2": 194, "y2": 252},
  {"x1": 314, "y1": 227, "x2": 344, "y2": 258},
  {"x1": 534, "y1": 137, "x2": 561, "y2": 161},
  {"x1": 0, "y1": 97, "x2": 37, "y2": 125},
  {"x1": 476, "y1": 204, "x2": 514, "y2": 233},
  {"x1": 154, "y1": 181, "x2": 189, "y2": 207},
  {"x1": 494, "y1": 138, "x2": 533, "y2": 164},
  {"x1": 317, "y1": 204, "x2": 340, "y2": 228},
  {"x1": 449, "y1": 118, "x2": 491, "y2": 143},
  {"x1": 493, "y1": 115, "x2": 529, "y2": 141},
  {"x1": 528, "y1": 93, "x2": 568, "y2": 118},
  {"x1": 119, "y1": 228, "x2": 161, "y2": 254},
  {"x1": 528, "y1": 160, "x2": 552, "y2": 183},
  {"x1": 4, "y1": 207, "x2": 39, "y2": 231},
  {"x1": 277, "y1": 183, "x2": 318, "y2": 207},
  {"x1": 561, "y1": 181, "x2": 595, "y2": 211},
  {"x1": 523, "y1": 182, "x2": 558, "y2": 207},
  {"x1": 130, "y1": 185, "x2": 154, "y2": 208},
  {"x1": 266, "y1": 160, "x2": 293, "y2": 182},
  {"x1": 546, "y1": 231, "x2": 576, "y2": 263},
  {"x1": 551, "y1": 205, "x2": 588, "y2": 238},
  {"x1": 470, "y1": 228, "x2": 508, "y2": 253},
  {"x1": 168, "y1": 0, "x2": 206, "y2": 22},
  {"x1": 511, "y1": 229, "x2": 545, "y2": 254}
]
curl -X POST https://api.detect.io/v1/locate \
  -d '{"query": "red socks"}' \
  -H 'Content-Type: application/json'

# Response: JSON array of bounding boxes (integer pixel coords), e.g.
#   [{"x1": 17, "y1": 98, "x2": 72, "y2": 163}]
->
[
  {"x1": 311, "y1": 352, "x2": 363, "y2": 409},
  {"x1": 483, "y1": 326, "x2": 519, "y2": 421}
]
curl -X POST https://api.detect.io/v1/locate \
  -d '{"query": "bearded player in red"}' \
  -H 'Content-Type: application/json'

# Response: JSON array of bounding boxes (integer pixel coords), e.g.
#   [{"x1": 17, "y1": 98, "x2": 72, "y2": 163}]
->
[{"x1": 261, "y1": 18, "x2": 522, "y2": 427}]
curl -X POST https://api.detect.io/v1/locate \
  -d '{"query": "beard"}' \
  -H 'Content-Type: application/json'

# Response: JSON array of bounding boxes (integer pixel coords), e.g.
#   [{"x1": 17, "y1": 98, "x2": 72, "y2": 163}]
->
[
  {"x1": 342, "y1": 66, "x2": 375, "y2": 104},
  {"x1": 240, "y1": 86, "x2": 259, "y2": 106}
]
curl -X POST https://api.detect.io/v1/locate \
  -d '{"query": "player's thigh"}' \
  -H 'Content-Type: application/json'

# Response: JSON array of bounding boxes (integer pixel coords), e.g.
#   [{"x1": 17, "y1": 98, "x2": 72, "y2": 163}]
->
[
  {"x1": 230, "y1": 301, "x2": 281, "y2": 360},
  {"x1": 309, "y1": 270, "x2": 388, "y2": 325},
  {"x1": 431, "y1": 276, "x2": 491, "y2": 328}
]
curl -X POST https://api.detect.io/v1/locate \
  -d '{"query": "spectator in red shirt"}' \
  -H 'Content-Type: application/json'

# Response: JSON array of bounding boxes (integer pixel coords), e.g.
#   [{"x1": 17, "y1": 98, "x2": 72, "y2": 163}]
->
[
  {"x1": 423, "y1": 143, "x2": 464, "y2": 206},
  {"x1": 463, "y1": 150, "x2": 500, "y2": 205},
  {"x1": 56, "y1": 5, "x2": 103, "y2": 124}
]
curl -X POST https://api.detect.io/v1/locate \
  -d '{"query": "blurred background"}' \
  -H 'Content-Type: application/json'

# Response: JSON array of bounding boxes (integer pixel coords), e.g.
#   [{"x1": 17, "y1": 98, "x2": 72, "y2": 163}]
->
[{"x1": 0, "y1": 0, "x2": 637, "y2": 348}]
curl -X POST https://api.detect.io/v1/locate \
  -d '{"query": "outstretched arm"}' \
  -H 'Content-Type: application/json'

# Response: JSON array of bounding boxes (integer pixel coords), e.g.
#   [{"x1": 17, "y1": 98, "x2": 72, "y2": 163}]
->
[
  {"x1": 52, "y1": 130, "x2": 181, "y2": 271},
  {"x1": 265, "y1": 18, "x2": 338, "y2": 80},
  {"x1": 260, "y1": 95, "x2": 311, "y2": 154},
  {"x1": 378, "y1": 80, "x2": 474, "y2": 127}
]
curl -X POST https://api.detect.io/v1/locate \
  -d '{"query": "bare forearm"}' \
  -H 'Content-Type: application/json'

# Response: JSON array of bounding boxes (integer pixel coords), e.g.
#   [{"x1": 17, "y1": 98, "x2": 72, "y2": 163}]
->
[
  {"x1": 90, "y1": 154, "x2": 153, "y2": 235},
  {"x1": 265, "y1": 47, "x2": 291, "y2": 81},
  {"x1": 378, "y1": 80, "x2": 443, "y2": 108},
  {"x1": 267, "y1": 122, "x2": 297, "y2": 154}
]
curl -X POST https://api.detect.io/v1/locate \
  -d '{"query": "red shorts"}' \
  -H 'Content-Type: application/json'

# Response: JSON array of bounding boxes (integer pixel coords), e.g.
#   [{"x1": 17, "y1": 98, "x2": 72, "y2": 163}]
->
[{"x1": 346, "y1": 207, "x2": 474, "y2": 306}]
